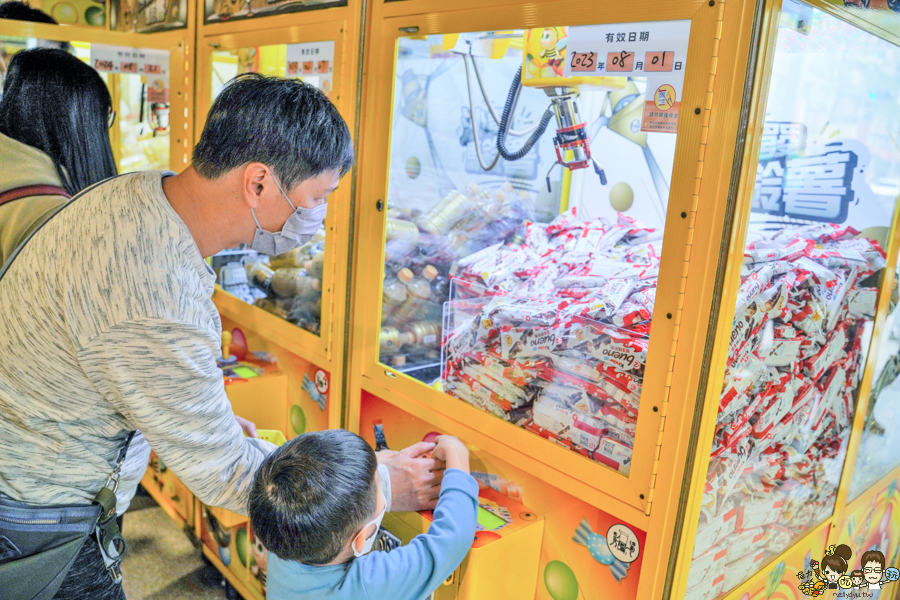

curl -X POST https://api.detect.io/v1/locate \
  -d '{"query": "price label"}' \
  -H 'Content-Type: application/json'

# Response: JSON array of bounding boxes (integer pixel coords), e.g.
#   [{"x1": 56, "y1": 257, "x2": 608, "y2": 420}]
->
[
  {"x1": 144, "y1": 64, "x2": 162, "y2": 74},
  {"x1": 120, "y1": 62, "x2": 138, "y2": 73},
  {"x1": 317, "y1": 60, "x2": 330, "y2": 73},
  {"x1": 607, "y1": 50, "x2": 634, "y2": 72},
  {"x1": 302, "y1": 61, "x2": 314, "y2": 74},
  {"x1": 569, "y1": 51, "x2": 597, "y2": 72},
  {"x1": 94, "y1": 59, "x2": 114, "y2": 71},
  {"x1": 287, "y1": 61, "x2": 299, "y2": 75},
  {"x1": 645, "y1": 51, "x2": 675, "y2": 72}
]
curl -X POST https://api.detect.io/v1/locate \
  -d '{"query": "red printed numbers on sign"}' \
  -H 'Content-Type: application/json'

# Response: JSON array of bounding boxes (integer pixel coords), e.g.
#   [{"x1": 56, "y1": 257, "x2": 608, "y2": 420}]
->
[
  {"x1": 287, "y1": 61, "x2": 299, "y2": 75},
  {"x1": 144, "y1": 64, "x2": 162, "y2": 75},
  {"x1": 607, "y1": 51, "x2": 634, "y2": 72},
  {"x1": 94, "y1": 59, "x2": 114, "y2": 71},
  {"x1": 570, "y1": 51, "x2": 597, "y2": 72},
  {"x1": 121, "y1": 62, "x2": 138, "y2": 73},
  {"x1": 645, "y1": 51, "x2": 675, "y2": 72}
]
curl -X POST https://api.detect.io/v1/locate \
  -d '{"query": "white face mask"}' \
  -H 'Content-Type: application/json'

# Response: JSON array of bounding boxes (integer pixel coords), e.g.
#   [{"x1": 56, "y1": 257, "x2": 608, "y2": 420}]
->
[
  {"x1": 352, "y1": 489, "x2": 387, "y2": 558},
  {"x1": 249, "y1": 173, "x2": 328, "y2": 256}
]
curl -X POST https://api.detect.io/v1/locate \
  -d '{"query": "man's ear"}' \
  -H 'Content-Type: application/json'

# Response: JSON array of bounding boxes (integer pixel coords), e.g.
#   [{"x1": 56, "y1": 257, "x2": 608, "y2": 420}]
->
[
  {"x1": 351, "y1": 528, "x2": 366, "y2": 554},
  {"x1": 242, "y1": 163, "x2": 270, "y2": 210}
]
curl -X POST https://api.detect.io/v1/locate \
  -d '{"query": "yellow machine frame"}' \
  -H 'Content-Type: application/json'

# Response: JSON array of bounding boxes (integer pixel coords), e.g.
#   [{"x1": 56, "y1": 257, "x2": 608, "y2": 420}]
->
[
  {"x1": 191, "y1": 4, "x2": 365, "y2": 599},
  {"x1": 195, "y1": 0, "x2": 363, "y2": 424},
  {"x1": 0, "y1": 20, "x2": 195, "y2": 173},
  {"x1": 347, "y1": 0, "x2": 760, "y2": 597},
  {"x1": 346, "y1": 0, "x2": 900, "y2": 599},
  {"x1": 670, "y1": 1, "x2": 900, "y2": 599}
]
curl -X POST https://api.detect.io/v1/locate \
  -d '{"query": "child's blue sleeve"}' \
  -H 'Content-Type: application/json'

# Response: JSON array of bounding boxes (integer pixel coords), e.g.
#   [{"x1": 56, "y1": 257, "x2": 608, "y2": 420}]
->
[{"x1": 348, "y1": 468, "x2": 479, "y2": 600}]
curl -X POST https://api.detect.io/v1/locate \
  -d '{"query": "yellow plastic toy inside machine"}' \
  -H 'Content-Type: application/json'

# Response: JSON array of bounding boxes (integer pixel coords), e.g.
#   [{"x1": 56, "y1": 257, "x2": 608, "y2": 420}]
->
[{"x1": 379, "y1": 22, "x2": 688, "y2": 476}]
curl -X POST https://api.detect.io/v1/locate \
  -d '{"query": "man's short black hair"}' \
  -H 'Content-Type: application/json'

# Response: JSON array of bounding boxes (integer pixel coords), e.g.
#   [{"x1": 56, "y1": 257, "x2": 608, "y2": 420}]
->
[
  {"x1": 0, "y1": 1, "x2": 57, "y2": 23},
  {"x1": 248, "y1": 429, "x2": 377, "y2": 565},
  {"x1": 192, "y1": 73, "x2": 354, "y2": 190}
]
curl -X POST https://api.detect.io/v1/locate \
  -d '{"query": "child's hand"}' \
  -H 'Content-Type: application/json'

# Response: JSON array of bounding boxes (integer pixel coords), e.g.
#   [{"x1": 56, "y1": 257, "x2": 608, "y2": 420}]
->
[{"x1": 433, "y1": 436, "x2": 470, "y2": 474}]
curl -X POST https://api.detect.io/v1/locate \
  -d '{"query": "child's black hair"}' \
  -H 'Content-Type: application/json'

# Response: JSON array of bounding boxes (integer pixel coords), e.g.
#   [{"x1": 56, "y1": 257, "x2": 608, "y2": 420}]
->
[{"x1": 248, "y1": 429, "x2": 377, "y2": 565}]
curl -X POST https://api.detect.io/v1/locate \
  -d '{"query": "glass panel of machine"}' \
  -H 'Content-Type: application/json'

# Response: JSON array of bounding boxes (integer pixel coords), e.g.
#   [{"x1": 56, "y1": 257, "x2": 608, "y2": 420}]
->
[
  {"x1": 686, "y1": 3, "x2": 900, "y2": 598},
  {"x1": 381, "y1": 23, "x2": 689, "y2": 473},
  {"x1": 850, "y1": 253, "x2": 900, "y2": 501},
  {"x1": 208, "y1": 42, "x2": 335, "y2": 337}
]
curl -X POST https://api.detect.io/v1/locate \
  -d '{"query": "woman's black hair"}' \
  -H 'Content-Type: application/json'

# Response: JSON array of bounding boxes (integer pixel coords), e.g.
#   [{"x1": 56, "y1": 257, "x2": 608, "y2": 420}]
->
[{"x1": 0, "y1": 48, "x2": 117, "y2": 196}]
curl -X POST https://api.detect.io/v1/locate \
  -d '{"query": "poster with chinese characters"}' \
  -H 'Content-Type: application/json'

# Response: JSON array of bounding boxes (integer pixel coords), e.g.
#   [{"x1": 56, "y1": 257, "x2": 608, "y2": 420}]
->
[
  {"x1": 565, "y1": 20, "x2": 691, "y2": 133},
  {"x1": 747, "y1": 1, "x2": 900, "y2": 248},
  {"x1": 90, "y1": 45, "x2": 170, "y2": 103},
  {"x1": 285, "y1": 41, "x2": 335, "y2": 99}
]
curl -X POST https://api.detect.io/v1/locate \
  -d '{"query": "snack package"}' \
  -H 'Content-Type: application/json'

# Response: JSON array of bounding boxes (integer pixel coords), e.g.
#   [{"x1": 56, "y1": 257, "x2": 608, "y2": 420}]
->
[{"x1": 686, "y1": 544, "x2": 728, "y2": 592}]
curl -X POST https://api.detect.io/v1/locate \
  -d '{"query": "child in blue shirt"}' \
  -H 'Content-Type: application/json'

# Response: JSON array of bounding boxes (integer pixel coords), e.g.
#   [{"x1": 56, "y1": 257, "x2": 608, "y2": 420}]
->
[{"x1": 248, "y1": 429, "x2": 478, "y2": 600}]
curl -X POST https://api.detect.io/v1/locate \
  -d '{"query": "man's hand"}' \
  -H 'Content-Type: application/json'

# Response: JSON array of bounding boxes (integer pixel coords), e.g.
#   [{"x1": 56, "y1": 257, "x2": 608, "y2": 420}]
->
[
  {"x1": 385, "y1": 441, "x2": 445, "y2": 512},
  {"x1": 235, "y1": 415, "x2": 258, "y2": 438},
  {"x1": 376, "y1": 449, "x2": 399, "y2": 464}
]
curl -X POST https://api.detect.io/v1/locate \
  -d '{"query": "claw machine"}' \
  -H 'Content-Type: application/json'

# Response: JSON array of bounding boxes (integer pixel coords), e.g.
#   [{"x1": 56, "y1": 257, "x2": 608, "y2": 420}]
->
[
  {"x1": 0, "y1": 11, "x2": 193, "y2": 174},
  {"x1": 0, "y1": 14, "x2": 194, "y2": 525},
  {"x1": 193, "y1": 1, "x2": 363, "y2": 597},
  {"x1": 347, "y1": 0, "x2": 900, "y2": 598}
]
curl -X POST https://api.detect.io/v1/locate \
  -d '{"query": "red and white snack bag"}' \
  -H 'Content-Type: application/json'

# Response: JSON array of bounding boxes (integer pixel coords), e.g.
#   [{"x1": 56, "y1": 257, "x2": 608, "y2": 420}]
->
[
  {"x1": 593, "y1": 435, "x2": 633, "y2": 472},
  {"x1": 569, "y1": 321, "x2": 648, "y2": 374},
  {"x1": 723, "y1": 550, "x2": 766, "y2": 591},
  {"x1": 532, "y1": 395, "x2": 604, "y2": 452},
  {"x1": 846, "y1": 287, "x2": 878, "y2": 318},
  {"x1": 719, "y1": 359, "x2": 766, "y2": 421},
  {"x1": 736, "y1": 494, "x2": 784, "y2": 532},
  {"x1": 562, "y1": 278, "x2": 637, "y2": 320},
  {"x1": 723, "y1": 526, "x2": 768, "y2": 563},
  {"x1": 758, "y1": 337, "x2": 803, "y2": 368},
  {"x1": 685, "y1": 576, "x2": 725, "y2": 600},
  {"x1": 499, "y1": 325, "x2": 561, "y2": 360},
  {"x1": 687, "y1": 543, "x2": 728, "y2": 591},
  {"x1": 765, "y1": 524, "x2": 793, "y2": 553},
  {"x1": 460, "y1": 362, "x2": 530, "y2": 408},
  {"x1": 693, "y1": 501, "x2": 737, "y2": 557}
]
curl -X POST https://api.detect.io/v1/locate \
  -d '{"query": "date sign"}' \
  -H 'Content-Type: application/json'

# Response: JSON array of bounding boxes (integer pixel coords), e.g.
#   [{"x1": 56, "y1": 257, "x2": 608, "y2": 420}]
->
[{"x1": 570, "y1": 51, "x2": 597, "y2": 73}]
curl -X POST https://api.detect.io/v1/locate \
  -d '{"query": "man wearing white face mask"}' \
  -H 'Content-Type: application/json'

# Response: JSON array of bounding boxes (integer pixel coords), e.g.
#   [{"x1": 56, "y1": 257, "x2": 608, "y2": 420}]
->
[{"x1": 0, "y1": 73, "x2": 444, "y2": 600}]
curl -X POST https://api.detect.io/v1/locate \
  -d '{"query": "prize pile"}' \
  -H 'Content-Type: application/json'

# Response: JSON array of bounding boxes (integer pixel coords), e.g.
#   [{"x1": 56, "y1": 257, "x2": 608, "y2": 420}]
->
[
  {"x1": 246, "y1": 230, "x2": 326, "y2": 335},
  {"x1": 380, "y1": 183, "x2": 531, "y2": 373},
  {"x1": 442, "y1": 208, "x2": 662, "y2": 474},
  {"x1": 686, "y1": 224, "x2": 884, "y2": 600}
]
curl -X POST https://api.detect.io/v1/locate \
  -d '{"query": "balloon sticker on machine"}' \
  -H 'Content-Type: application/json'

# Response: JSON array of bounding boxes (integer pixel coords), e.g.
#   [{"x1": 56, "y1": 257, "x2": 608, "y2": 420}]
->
[
  {"x1": 565, "y1": 20, "x2": 692, "y2": 133},
  {"x1": 607, "y1": 523, "x2": 640, "y2": 563}
]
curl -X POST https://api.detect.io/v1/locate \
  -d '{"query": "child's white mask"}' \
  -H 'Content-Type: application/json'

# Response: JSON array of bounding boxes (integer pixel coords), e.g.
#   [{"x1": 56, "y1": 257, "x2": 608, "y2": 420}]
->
[{"x1": 353, "y1": 490, "x2": 387, "y2": 558}]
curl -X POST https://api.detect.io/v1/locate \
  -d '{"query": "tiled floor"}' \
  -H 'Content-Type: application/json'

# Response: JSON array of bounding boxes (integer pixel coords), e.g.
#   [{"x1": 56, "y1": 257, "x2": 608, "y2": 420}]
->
[{"x1": 121, "y1": 488, "x2": 224, "y2": 600}]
